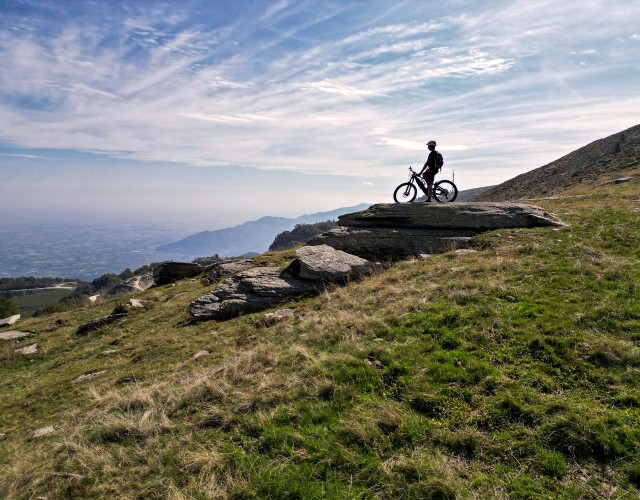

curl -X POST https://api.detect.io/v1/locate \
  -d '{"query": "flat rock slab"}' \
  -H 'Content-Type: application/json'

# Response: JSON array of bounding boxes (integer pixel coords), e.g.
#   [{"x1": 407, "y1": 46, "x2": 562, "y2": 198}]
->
[
  {"x1": 309, "y1": 227, "x2": 474, "y2": 260},
  {"x1": 308, "y1": 202, "x2": 566, "y2": 260},
  {"x1": 337, "y1": 202, "x2": 566, "y2": 230},
  {"x1": 0, "y1": 330, "x2": 33, "y2": 340}
]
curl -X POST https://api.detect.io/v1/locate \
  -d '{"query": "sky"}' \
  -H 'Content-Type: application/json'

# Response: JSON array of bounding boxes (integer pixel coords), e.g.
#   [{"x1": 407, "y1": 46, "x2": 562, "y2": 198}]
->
[{"x1": 1, "y1": 0, "x2": 639, "y2": 230}]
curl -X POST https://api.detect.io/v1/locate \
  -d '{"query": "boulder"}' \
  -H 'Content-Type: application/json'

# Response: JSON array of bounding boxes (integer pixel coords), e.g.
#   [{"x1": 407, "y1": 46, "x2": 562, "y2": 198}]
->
[
  {"x1": 308, "y1": 202, "x2": 566, "y2": 260},
  {"x1": 206, "y1": 258, "x2": 255, "y2": 282},
  {"x1": 153, "y1": 262, "x2": 203, "y2": 285},
  {"x1": 189, "y1": 267, "x2": 318, "y2": 321},
  {"x1": 294, "y1": 244, "x2": 374, "y2": 281}
]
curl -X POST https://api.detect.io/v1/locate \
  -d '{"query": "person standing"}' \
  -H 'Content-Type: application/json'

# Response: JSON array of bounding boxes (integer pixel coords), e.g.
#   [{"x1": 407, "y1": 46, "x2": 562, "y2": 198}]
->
[{"x1": 418, "y1": 140, "x2": 440, "y2": 202}]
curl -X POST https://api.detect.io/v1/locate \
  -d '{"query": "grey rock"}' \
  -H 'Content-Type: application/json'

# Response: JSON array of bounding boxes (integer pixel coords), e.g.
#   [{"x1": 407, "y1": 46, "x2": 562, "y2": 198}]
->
[
  {"x1": 207, "y1": 258, "x2": 256, "y2": 282},
  {"x1": 99, "y1": 349, "x2": 119, "y2": 356},
  {"x1": 309, "y1": 227, "x2": 473, "y2": 260},
  {"x1": 265, "y1": 308, "x2": 296, "y2": 320},
  {"x1": 189, "y1": 267, "x2": 319, "y2": 321},
  {"x1": 72, "y1": 370, "x2": 108, "y2": 383},
  {"x1": 0, "y1": 330, "x2": 33, "y2": 341},
  {"x1": 308, "y1": 202, "x2": 566, "y2": 260},
  {"x1": 128, "y1": 298, "x2": 144, "y2": 308},
  {"x1": 153, "y1": 262, "x2": 203, "y2": 285},
  {"x1": 454, "y1": 249, "x2": 479, "y2": 255},
  {"x1": 295, "y1": 244, "x2": 373, "y2": 281},
  {"x1": 75, "y1": 313, "x2": 128, "y2": 336},
  {"x1": 33, "y1": 426, "x2": 55, "y2": 438},
  {"x1": 0, "y1": 314, "x2": 20, "y2": 327},
  {"x1": 14, "y1": 343, "x2": 39, "y2": 356},
  {"x1": 337, "y1": 202, "x2": 566, "y2": 230}
]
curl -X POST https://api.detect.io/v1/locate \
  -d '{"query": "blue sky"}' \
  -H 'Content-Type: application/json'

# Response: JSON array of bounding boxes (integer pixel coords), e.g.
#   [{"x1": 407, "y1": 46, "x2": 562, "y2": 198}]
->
[{"x1": 1, "y1": 0, "x2": 639, "y2": 229}]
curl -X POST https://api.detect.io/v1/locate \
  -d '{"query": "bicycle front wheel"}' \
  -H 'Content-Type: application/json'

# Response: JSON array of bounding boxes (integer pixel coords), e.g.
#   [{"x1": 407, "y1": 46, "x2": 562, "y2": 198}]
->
[
  {"x1": 393, "y1": 182, "x2": 417, "y2": 203},
  {"x1": 433, "y1": 180, "x2": 458, "y2": 202}
]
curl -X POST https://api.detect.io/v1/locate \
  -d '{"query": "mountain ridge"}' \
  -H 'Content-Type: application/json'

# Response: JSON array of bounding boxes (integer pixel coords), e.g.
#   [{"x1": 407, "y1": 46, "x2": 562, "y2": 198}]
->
[
  {"x1": 475, "y1": 123, "x2": 640, "y2": 201},
  {"x1": 156, "y1": 203, "x2": 371, "y2": 258}
]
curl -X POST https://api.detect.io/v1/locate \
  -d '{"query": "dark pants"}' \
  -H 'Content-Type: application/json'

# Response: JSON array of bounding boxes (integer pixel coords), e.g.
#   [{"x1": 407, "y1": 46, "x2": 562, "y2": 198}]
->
[{"x1": 423, "y1": 169, "x2": 437, "y2": 185}]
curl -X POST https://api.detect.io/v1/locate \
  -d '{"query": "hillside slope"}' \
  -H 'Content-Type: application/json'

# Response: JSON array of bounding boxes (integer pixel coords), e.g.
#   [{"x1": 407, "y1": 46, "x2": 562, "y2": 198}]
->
[
  {"x1": 475, "y1": 123, "x2": 640, "y2": 201},
  {"x1": 1, "y1": 169, "x2": 639, "y2": 498}
]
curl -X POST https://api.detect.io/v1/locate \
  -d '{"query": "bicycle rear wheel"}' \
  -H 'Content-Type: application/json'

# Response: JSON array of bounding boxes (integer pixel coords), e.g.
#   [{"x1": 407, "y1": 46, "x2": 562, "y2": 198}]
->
[
  {"x1": 393, "y1": 182, "x2": 417, "y2": 203},
  {"x1": 433, "y1": 180, "x2": 458, "y2": 202}
]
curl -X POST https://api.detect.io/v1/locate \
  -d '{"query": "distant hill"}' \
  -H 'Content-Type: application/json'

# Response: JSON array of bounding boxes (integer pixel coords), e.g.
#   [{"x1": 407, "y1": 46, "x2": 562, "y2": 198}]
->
[
  {"x1": 475, "y1": 123, "x2": 640, "y2": 201},
  {"x1": 157, "y1": 204, "x2": 370, "y2": 258}
]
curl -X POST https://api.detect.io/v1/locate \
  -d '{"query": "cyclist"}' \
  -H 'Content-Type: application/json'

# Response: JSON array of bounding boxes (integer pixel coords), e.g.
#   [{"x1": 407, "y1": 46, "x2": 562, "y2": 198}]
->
[{"x1": 418, "y1": 140, "x2": 439, "y2": 202}]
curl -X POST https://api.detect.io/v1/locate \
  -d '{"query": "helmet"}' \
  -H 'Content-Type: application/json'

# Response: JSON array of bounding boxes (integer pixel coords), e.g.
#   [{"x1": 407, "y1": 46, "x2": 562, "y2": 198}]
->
[{"x1": 426, "y1": 140, "x2": 436, "y2": 147}]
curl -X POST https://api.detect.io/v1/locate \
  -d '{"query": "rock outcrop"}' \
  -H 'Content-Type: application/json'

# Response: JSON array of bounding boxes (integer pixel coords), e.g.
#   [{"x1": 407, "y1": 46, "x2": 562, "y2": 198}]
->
[
  {"x1": 308, "y1": 202, "x2": 565, "y2": 260},
  {"x1": 189, "y1": 267, "x2": 319, "y2": 321},
  {"x1": 189, "y1": 245, "x2": 374, "y2": 321}
]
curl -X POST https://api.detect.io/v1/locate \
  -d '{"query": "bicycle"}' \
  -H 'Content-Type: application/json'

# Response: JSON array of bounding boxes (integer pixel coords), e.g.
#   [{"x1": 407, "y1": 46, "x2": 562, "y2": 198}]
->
[{"x1": 393, "y1": 167, "x2": 458, "y2": 203}]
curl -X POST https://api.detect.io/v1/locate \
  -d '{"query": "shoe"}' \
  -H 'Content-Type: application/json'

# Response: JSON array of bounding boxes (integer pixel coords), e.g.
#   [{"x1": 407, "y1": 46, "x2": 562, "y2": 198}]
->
[{"x1": 425, "y1": 198, "x2": 432, "y2": 202}]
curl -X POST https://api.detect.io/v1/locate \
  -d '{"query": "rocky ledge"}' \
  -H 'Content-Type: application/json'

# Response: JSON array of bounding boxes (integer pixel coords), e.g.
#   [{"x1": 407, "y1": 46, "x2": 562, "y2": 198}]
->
[{"x1": 308, "y1": 202, "x2": 565, "y2": 260}]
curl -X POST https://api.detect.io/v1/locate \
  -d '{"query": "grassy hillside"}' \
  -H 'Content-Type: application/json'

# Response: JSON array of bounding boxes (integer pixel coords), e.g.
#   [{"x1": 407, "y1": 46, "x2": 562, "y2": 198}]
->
[
  {"x1": 1, "y1": 168, "x2": 639, "y2": 499},
  {"x1": 475, "y1": 123, "x2": 640, "y2": 202}
]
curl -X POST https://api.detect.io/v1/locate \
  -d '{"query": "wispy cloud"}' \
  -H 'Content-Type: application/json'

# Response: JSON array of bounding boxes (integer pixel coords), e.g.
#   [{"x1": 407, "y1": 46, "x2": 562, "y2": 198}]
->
[{"x1": 0, "y1": 0, "x2": 639, "y2": 187}]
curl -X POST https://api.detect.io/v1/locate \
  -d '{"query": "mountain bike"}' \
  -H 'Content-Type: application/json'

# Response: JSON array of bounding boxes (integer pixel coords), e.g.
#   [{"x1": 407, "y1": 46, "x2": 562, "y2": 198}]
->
[{"x1": 393, "y1": 167, "x2": 458, "y2": 203}]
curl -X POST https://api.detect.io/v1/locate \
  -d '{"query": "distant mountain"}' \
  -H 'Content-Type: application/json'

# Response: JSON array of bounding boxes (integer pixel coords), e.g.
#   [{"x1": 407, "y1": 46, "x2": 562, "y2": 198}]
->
[
  {"x1": 156, "y1": 204, "x2": 371, "y2": 258},
  {"x1": 475, "y1": 123, "x2": 640, "y2": 201},
  {"x1": 269, "y1": 221, "x2": 340, "y2": 251}
]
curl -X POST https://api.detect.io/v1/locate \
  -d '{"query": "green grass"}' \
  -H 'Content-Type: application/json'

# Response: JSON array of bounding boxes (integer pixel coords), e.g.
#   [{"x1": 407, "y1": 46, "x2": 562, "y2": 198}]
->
[{"x1": 1, "y1": 174, "x2": 639, "y2": 498}]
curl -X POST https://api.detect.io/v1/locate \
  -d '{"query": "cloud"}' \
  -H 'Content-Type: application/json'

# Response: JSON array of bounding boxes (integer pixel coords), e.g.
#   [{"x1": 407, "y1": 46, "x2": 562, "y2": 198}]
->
[{"x1": 0, "y1": 0, "x2": 639, "y2": 189}]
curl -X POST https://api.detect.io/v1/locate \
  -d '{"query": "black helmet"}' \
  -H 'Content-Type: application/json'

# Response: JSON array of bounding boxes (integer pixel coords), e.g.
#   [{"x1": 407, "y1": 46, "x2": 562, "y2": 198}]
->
[{"x1": 426, "y1": 140, "x2": 436, "y2": 147}]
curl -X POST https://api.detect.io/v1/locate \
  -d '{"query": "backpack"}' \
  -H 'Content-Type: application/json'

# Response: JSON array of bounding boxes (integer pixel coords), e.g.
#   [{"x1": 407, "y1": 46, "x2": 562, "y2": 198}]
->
[{"x1": 435, "y1": 151, "x2": 444, "y2": 172}]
